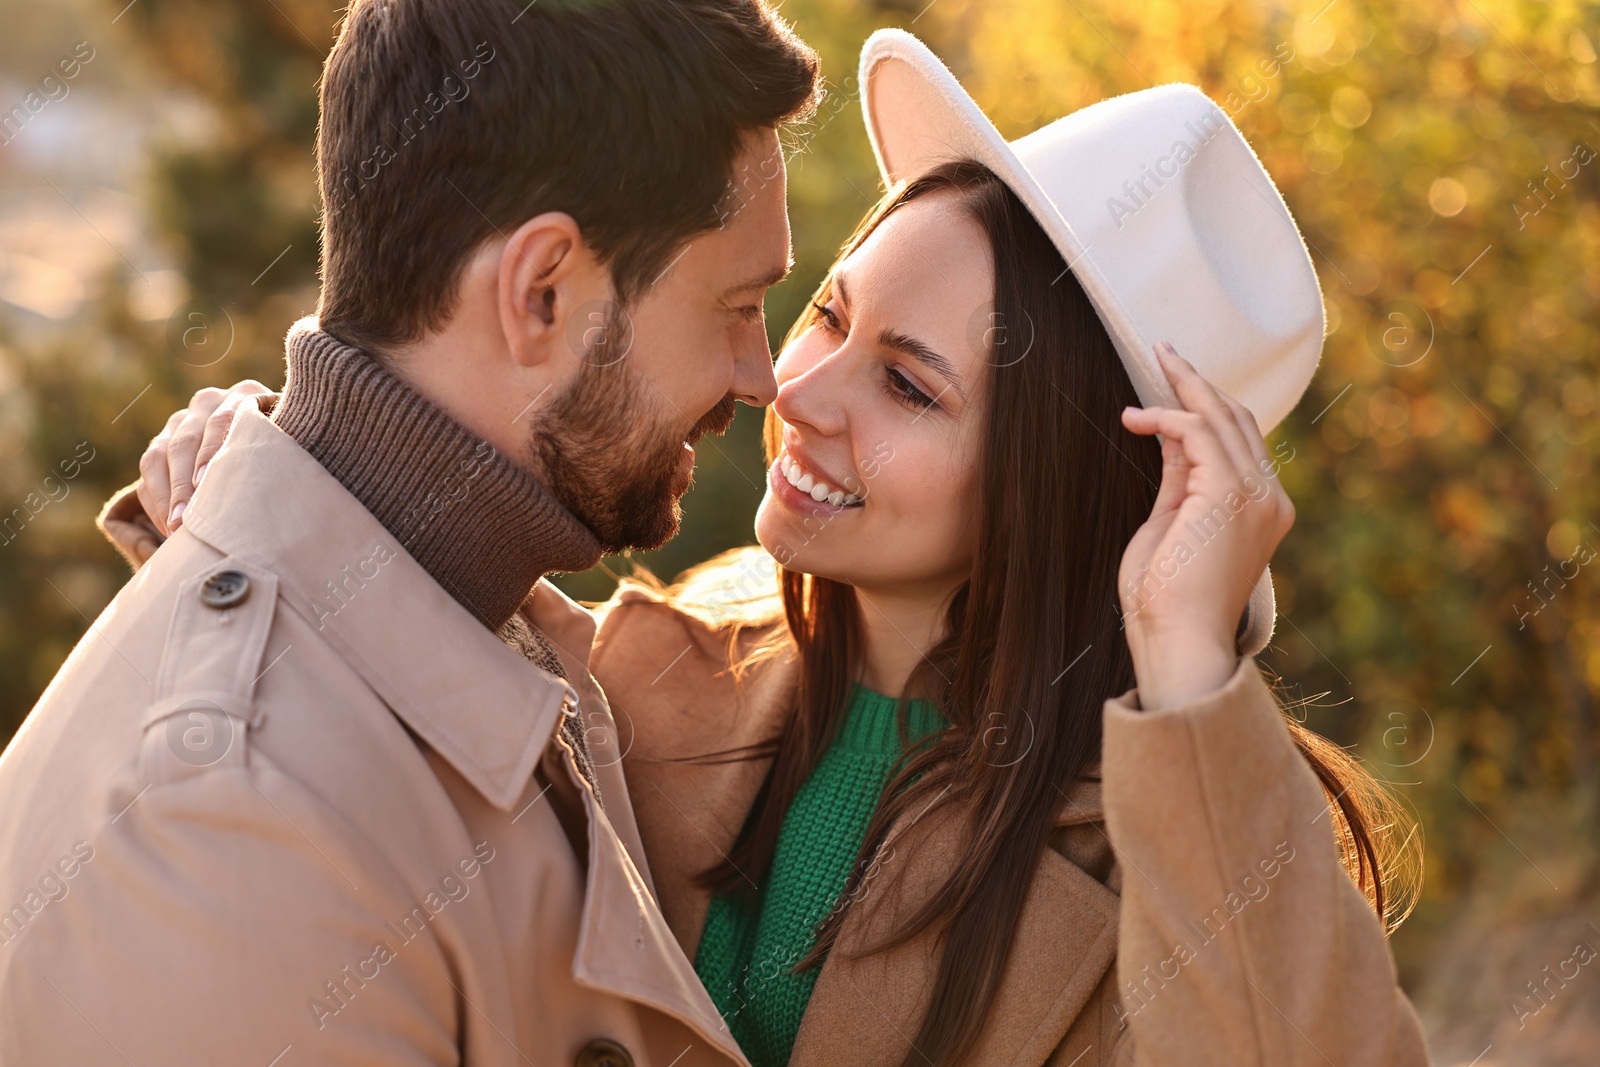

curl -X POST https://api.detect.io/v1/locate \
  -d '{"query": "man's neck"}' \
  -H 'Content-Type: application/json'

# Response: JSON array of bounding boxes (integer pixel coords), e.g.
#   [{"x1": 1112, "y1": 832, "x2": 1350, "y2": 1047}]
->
[{"x1": 271, "y1": 317, "x2": 602, "y2": 631}]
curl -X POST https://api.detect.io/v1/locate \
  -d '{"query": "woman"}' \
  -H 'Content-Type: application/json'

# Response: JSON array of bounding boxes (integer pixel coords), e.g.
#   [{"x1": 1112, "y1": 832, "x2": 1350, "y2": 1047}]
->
[{"x1": 104, "y1": 30, "x2": 1429, "y2": 1067}]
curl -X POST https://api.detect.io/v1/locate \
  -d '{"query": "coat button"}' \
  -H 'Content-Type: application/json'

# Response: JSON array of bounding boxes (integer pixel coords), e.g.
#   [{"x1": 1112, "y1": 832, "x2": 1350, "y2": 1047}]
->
[
  {"x1": 574, "y1": 1038, "x2": 633, "y2": 1067},
  {"x1": 199, "y1": 570, "x2": 251, "y2": 609}
]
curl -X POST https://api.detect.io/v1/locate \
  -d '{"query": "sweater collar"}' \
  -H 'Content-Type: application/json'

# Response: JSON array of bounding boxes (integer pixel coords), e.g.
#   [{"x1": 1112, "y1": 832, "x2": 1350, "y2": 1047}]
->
[{"x1": 270, "y1": 317, "x2": 602, "y2": 631}]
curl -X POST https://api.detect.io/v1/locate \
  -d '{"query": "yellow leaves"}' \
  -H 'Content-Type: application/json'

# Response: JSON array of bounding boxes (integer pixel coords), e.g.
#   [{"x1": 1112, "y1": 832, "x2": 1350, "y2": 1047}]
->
[
  {"x1": 1428, "y1": 55, "x2": 1472, "y2": 97},
  {"x1": 1470, "y1": 95, "x2": 1510, "y2": 139},
  {"x1": 1366, "y1": 386, "x2": 1412, "y2": 433},
  {"x1": 1291, "y1": 15, "x2": 1339, "y2": 61},
  {"x1": 1334, "y1": 585, "x2": 1378, "y2": 633},
  {"x1": 1486, "y1": 363, "x2": 1525, "y2": 406},
  {"x1": 1560, "y1": 376, "x2": 1595, "y2": 418},
  {"x1": 1278, "y1": 90, "x2": 1321, "y2": 133},
  {"x1": 1458, "y1": 754, "x2": 1504, "y2": 804},
  {"x1": 1413, "y1": 268, "x2": 1454, "y2": 308},
  {"x1": 1409, "y1": 393, "x2": 1451, "y2": 438},
  {"x1": 1305, "y1": 133, "x2": 1348, "y2": 173},
  {"x1": 1291, "y1": 10, "x2": 1362, "y2": 70},
  {"x1": 1518, "y1": 297, "x2": 1567, "y2": 342},
  {"x1": 1428, "y1": 177, "x2": 1469, "y2": 216},
  {"x1": 1432, "y1": 484, "x2": 1493, "y2": 537},
  {"x1": 1330, "y1": 84, "x2": 1372, "y2": 127},
  {"x1": 1544, "y1": 518, "x2": 1582, "y2": 559},
  {"x1": 1572, "y1": 29, "x2": 1597, "y2": 64}
]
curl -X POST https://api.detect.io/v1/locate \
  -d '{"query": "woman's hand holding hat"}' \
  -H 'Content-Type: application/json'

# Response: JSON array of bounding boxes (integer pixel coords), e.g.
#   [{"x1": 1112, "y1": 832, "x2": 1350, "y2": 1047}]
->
[{"x1": 1116, "y1": 341, "x2": 1295, "y2": 710}]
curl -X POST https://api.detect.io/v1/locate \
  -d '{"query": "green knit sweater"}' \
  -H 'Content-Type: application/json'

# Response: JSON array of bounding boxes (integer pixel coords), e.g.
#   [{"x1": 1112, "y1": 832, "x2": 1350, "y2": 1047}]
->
[{"x1": 694, "y1": 683, "x2": 948, "y2": 1067}]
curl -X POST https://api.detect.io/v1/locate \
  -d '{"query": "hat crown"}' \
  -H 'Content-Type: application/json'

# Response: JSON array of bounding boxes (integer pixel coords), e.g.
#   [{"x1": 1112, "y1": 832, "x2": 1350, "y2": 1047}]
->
[{"x1": 1007, "y1": 83, "x2": 1325, "y2": 432}]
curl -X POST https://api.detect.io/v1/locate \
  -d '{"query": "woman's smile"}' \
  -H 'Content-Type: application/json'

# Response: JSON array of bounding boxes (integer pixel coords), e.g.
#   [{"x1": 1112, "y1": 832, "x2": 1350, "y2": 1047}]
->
[
  {"x1": 777, "y1": 447, "x2": 865, "y2": 507},
  {"x1": 767, "y1": 449, "x2": 864, "y2": 516}
]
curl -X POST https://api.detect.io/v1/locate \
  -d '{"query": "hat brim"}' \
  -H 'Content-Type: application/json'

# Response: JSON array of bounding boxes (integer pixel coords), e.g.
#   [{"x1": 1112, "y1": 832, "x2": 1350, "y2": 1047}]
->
[{"x1": 858, "y1": 28, "x2": 1276, "y2": 660}]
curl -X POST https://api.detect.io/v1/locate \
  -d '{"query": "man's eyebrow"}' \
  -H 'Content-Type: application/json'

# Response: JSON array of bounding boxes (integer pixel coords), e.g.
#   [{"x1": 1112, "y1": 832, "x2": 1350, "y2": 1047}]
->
[
  {"x1": 726, "y1": 259, "x2": 794, "y2": 294},
  {"x1": 877, "y1": 327, "x2": 967, "y2": 403}
]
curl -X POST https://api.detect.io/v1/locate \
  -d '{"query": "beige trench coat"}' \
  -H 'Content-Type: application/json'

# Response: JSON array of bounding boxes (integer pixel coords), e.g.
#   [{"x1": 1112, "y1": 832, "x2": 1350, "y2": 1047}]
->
[
  {"x1": 589, "y1": 582, "x2": 1435, "y2": 1067},
  {"x1": 0, "y1": 404, "x2": 745, "y2": 1067}
]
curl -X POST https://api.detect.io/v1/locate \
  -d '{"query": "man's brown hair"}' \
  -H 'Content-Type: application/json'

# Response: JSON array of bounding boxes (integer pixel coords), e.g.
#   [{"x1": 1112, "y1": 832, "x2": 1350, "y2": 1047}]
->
[{"x1": 316, "y1": 0, "x2": 819, "y2": 351}]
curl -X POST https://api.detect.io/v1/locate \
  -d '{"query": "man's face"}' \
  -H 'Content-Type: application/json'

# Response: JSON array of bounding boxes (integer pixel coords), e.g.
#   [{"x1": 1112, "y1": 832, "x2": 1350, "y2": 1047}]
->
[{"x1": 529, "y1": 128, "x2": 790, "y2": 553}]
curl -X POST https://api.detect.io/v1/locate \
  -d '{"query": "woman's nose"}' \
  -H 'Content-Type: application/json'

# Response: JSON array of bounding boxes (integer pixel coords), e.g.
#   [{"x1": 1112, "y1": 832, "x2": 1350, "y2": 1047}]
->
[{"x1": 772, "y1": 348, "x2": 850, "y2": 438}]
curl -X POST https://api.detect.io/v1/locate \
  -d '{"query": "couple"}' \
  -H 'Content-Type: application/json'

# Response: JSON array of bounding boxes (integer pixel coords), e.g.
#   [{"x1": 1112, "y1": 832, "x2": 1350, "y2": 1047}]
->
[{"x1": 0, "y1": 2, "x2": 1431, "y2": 1065}]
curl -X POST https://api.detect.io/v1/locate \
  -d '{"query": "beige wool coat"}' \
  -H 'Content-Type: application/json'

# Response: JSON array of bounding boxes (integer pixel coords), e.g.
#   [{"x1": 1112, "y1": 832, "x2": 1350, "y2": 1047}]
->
[
  {"x1": 0, "y1": 405, "x2": 744, "y2": 1067},
  {"x1": 72, "y1": 410, "x2": 1432, "y2": 1066},
  {"x1": 587, "y1": 577, "x2": 1436, "y2": 1067}
]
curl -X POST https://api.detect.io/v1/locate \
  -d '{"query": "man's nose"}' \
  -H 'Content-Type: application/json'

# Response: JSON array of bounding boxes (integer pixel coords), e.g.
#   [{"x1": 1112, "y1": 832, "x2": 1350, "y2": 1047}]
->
[{"x1": 732, "y1": 334, "x2": 779, "y2": 407}]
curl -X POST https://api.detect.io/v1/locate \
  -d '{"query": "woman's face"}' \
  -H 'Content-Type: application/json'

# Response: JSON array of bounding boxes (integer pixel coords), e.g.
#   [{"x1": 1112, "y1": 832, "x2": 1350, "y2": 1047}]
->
[{"x1": 755, "y1": 191, "x2": 993, "y2": 597}]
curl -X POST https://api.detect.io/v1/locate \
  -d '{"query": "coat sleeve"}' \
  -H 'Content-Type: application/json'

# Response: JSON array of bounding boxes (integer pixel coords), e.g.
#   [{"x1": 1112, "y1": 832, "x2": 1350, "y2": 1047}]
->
[
  {"x1": 96, "y1": 481, "x2": 163, "y2": 571},
  {"x1": 0, "y1": 762, "x2": 461, "y2": 1066},
  {"x1": 1100, "y1": 654, "x2": 1432, "y2": 1067}
]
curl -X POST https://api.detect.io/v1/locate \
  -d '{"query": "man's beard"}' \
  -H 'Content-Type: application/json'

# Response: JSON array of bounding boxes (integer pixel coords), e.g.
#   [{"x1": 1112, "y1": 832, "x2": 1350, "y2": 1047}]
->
[{"x1": 527, "y1": 308, "x2": 737, "y2": 554}]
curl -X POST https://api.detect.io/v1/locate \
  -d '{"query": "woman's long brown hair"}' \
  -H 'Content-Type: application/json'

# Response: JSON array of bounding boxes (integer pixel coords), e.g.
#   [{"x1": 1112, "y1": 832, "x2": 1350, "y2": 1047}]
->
[{"x1": 670, "y1": 160, "x2": 1421, "y2": 1067}]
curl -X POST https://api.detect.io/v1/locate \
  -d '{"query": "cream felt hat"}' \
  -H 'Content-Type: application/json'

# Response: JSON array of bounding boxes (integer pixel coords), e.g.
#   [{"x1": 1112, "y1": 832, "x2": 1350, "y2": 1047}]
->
[{"x1": 859, "y1": 29, "x2": 1325, "y2": 658}]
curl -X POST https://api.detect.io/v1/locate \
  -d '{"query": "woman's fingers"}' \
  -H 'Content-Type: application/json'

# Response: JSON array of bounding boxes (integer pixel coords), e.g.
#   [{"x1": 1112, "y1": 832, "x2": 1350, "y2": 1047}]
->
[
  {"x1": 1216, "y1": 389, "x2": 1269, "y2": 469},
  {"x1": 1120, "y1": 407, "x2": 1191, "y2": 519},
  {"x1": 134, "y1": 381, "x2": 277, "y2": 536},
  {"x1": 193, "y1": 381, "x2": 274, "y2": 486},
  {"x1": 1193, "y1": 367, "x2": 1294, "y2": 531},
  {"x1": 1121, "y1": 404, "x2": 1237, "y2": 483},
  {"x1": 1152, "y1": 343, "x2": 1260, "y2": 478},
  {"x1": 138, "y1": 409, "x2": 186, "y2": 537},
  {"x1": 163, "y1": 388, "x2": 230, "y2": 530}
]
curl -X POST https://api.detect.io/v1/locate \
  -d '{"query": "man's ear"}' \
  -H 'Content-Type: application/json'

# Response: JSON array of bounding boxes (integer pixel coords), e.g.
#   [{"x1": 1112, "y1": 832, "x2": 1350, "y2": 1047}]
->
[{"x1": 497, "y1": 211, "x2": 607, "y2": 369}]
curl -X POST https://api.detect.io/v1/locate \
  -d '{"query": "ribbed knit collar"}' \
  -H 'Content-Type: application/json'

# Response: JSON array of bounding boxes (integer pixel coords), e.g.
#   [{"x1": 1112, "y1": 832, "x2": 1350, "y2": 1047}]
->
[
  {"x1": 271, "y1": 318, "x2": 602, "y2": 631},
  {"x1": 839, "y1": 683, "x2": 949, "y2": 754}
]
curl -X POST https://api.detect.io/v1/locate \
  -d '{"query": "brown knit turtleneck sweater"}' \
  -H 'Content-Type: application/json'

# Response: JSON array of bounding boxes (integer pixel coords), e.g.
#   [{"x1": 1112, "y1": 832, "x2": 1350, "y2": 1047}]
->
[
  {"x1": 272, "y1": 319, "x2": 606, "y2": 800},
  {"x1": 273, "y1": 321, "x2": 602, "y2": 629}
]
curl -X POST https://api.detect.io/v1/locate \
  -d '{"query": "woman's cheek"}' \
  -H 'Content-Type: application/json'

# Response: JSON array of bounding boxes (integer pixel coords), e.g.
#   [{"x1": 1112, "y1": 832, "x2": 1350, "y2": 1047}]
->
[{"x1": 874, "y1": 445, "x2": 964, "y2": 552}]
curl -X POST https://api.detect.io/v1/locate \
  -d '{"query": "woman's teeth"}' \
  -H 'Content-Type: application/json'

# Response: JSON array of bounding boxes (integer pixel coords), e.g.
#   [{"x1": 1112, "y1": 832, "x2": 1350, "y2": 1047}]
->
[{"x1": 780, "y1": 453, "x2": 864, "y2": 507}]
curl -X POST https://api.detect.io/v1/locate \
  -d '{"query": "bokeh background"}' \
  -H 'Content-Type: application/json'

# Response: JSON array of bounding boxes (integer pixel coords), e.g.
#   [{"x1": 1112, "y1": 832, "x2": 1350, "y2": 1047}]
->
[{"x1": 1, "y1": 0, "x2": 1597, "y2": 1060}]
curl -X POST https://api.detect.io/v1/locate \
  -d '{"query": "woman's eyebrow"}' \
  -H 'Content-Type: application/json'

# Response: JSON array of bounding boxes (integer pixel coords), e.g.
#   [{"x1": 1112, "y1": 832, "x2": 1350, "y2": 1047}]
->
[
  {"x1": 832, "y1": 270, "x2": 966, "y2": 402},
  {"x1": 876, "y1": 328, "x2": 967, "y2": 402}
]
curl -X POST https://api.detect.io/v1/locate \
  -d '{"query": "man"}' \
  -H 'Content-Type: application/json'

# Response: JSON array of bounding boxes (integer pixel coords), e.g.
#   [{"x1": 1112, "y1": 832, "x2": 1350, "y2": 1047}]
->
[{"x1": 0, "y1": 1, "x2": 816, "y2": 1064}]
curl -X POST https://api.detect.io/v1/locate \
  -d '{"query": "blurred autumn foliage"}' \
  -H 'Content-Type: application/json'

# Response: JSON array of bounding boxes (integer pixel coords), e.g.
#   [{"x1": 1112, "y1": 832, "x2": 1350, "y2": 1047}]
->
[{"x1": 1, "y1": 0, "x2": 1597, "y2": 1059}]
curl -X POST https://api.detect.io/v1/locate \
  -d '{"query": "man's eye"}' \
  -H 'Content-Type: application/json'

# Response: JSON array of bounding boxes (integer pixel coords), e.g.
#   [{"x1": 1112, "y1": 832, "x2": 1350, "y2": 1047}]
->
[{"x1": 737, "y1": 304, "x2": 764, "y2": 323}]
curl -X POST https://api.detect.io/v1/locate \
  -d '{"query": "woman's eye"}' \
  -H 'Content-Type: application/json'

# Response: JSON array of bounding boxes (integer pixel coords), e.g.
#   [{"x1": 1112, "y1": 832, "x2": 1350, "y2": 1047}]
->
[
  {"x1": 811, "y1": 301, "x2": 842, "y2": 333},
  {"x1": 884, "y1": 367, "x2": 936, "y2": 412}
]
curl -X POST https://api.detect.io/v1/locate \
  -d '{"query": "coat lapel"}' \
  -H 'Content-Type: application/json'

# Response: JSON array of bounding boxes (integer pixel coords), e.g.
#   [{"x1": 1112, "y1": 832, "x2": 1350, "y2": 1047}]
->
[
  {"x1": 595, "y1": 592, "x2": 1125, "y2": 1066},
  {"x1": 789, "y1": 774, "x2": 1121, "y2": 1067},
  {"x1": 593, "y1": 591, "x2": 801, "y2": 958}
]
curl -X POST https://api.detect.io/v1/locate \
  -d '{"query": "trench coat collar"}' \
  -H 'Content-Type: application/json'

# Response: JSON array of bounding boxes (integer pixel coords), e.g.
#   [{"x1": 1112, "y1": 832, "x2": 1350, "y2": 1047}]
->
[{"x1": 180, "y1": 403, "x2": 573, "y2": 813}]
